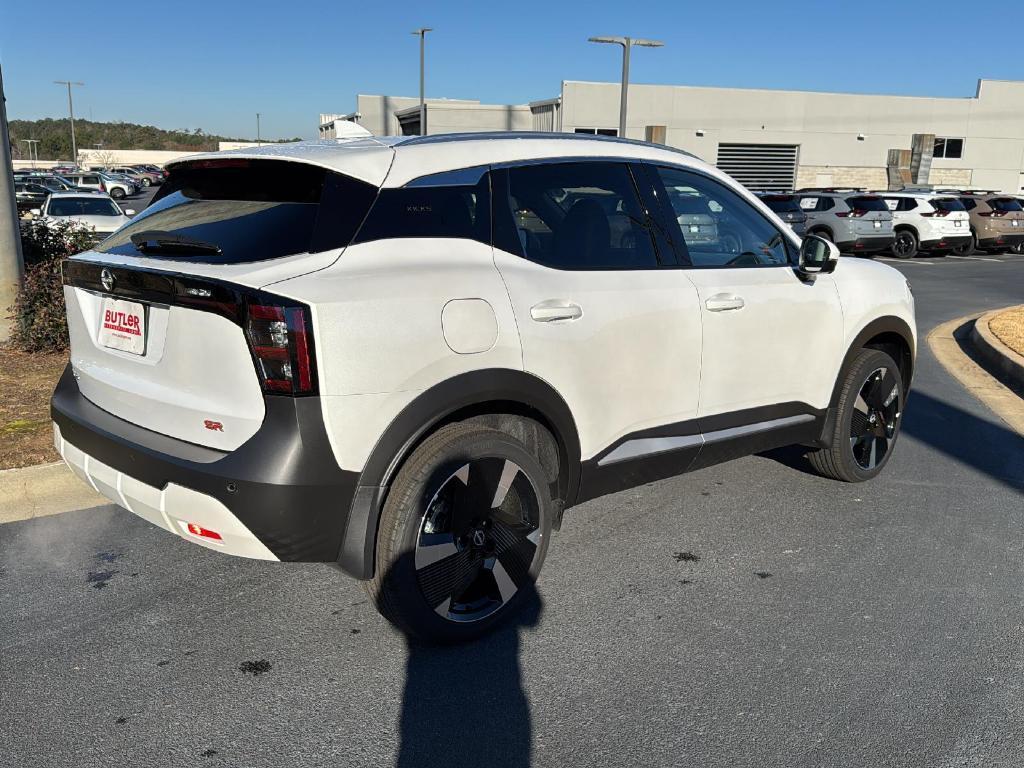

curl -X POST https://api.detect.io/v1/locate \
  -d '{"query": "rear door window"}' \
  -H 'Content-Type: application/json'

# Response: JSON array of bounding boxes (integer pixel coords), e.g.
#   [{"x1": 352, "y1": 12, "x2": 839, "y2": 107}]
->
[
  {"x1": 97, "y1": 159, "x2": 376, "y2": 263},
  {"x1": 494, "y1": 161, "x2": 660, "y2": 270}
]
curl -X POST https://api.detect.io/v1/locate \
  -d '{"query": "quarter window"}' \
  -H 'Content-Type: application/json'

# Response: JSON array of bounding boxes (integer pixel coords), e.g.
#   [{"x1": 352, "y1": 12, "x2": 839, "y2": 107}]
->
[
  {"x1": 654, "y1": 167, "x2": 791, "y2": 267},
  {"x1": 496, "y1": 162, "x2": 660, "y2": 270},
  {"x1": 353, "y1": 173, "x2": 490, "y2": 245}
]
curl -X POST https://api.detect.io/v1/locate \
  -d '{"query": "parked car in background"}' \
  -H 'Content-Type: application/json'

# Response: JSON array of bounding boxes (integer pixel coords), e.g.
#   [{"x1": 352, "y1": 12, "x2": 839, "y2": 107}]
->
[
  {"x1": 796, "y1": 189, "x2": 895, "y2": 256},
  {"x1": 755, "y1": 192, "x2": 807, "y2": 237},
  {"x1": 99, "y1": 171, "x2": 141, "y2": 195},
  {"x1": 949, "y1": 191, "x2": 1024, "y2": 255},
  {"x1": 108, "y1": 166, "x2": 162, "y2": 187},
  {"x1": 24, "y1": 173, "x2": 89, "y2": 192},
  {"x1": 873, "y1": 191, "x2": 971, "y2": 258},
  {"x1": 14, "y1": 181, "x2": 52, "y2": 213},
  {"x1": 52, "y1": 135, "x2": 916, "y2": 643},
  {"x1": 33, "y1": 192, "x2": 133, "y2": 242},
  {"x1": 65, "y1": 171, "x2": 134, "y2": 200}
]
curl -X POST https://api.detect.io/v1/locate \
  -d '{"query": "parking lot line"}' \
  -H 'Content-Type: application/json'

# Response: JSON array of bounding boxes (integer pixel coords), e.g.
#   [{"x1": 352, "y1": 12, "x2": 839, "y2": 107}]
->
[{"x1": 947, "y1": 255, "x2": 1002, "y2": 262}]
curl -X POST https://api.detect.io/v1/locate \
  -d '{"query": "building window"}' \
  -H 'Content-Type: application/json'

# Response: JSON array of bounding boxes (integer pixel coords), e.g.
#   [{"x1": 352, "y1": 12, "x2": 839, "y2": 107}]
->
[
  {"x1": 573, "y1": 128, "x2": 618, "y2": 137},
  {"x1": 934, "y1": 137, "x2": 964, "y2": 159}
]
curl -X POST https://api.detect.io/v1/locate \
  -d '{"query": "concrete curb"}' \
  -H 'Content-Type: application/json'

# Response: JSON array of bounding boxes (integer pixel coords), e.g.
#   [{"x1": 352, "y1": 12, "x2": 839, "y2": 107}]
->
[
  {"x1": 0, "y1": 461, "x2": 107, "y2": 525},
  {"x1": 927, "y1": 312, "x2": 1024, "y2": 439},
  {"x1": 971, "y1": 306, "x2": 1024, "y2": 391}
]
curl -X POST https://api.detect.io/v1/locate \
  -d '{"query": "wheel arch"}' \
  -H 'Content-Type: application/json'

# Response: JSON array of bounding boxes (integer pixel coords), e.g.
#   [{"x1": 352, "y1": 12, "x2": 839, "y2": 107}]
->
[
  {"x1": 335, "y1": 369, "x2": 581, "y2": 580},
  {"x1": 893, "y1": 223, "x2": 919, "y2": 239},
  {"x1": 808, "y1": 225, "x2": 834, "y2": 240},
  {"x1": 819, "y1": 316, "x2": 915, "y2": 444}
]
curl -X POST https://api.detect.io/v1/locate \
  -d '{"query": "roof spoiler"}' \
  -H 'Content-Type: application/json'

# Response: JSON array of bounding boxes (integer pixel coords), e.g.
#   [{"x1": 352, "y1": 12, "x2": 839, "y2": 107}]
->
[{"x1": 795, "y1": 187, "x2": 867, "y2": 193}]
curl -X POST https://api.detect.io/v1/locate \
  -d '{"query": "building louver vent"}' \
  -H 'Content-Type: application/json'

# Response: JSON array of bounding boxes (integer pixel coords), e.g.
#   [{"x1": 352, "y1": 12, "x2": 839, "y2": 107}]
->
[{"x1": 715, "y1": 143, "x2": 799, "y2": 192}]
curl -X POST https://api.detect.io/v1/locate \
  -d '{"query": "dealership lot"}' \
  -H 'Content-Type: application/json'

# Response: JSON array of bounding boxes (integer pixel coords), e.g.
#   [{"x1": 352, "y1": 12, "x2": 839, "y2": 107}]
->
[{"x1": 1, "y1": 253, "x2": 1023, "y2": 767}]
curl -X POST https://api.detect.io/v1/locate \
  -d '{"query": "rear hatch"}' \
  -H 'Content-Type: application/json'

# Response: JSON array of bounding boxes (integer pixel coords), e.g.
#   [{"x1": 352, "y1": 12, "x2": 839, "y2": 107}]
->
[
  {"x1": 759, "y1": 194, "x2": 807, "y2": 229},
  {"x1": 985, "y1": 197, "x2": 1024, "y2": 233},
  {"x1": 670, "y1": 192, "x2": 718, "y2": 245},
  {"x1": 64, "y1": 157, "x2": 380, "y2": 450},
  {"x1": 929, "y1": 197, "x2": 970, "y2": 235},
  {"x1": 844, "y1": 195, "x2": 893, "y2": 235}
]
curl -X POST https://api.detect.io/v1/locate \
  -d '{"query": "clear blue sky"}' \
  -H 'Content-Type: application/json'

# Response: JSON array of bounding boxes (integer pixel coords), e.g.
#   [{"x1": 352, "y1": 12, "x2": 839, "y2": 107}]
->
[{"x1": 2, "y1": 0, "x2": 1023, "y2": 141}]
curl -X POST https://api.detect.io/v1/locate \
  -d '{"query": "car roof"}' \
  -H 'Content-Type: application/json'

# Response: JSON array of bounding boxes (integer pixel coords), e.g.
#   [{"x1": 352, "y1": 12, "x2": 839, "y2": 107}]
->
[
  {"x1": 48, "y1": 191, "x2": 117, "y2": 200},
  {"x1": 166, "y1": 132, "x2": 703, "y2": 188}
]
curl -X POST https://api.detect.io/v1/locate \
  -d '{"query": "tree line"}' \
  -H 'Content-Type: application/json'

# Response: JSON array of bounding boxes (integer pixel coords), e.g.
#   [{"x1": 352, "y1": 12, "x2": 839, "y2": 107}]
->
[{"x1": 8, "y1": 118, "x2": 301, "y2": 161}]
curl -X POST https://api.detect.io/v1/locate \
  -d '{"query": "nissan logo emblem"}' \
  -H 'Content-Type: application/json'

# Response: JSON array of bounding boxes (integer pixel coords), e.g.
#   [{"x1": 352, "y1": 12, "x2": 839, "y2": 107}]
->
[{"x1": 100, "y1": 268, "x2": 115, "y2": 292}]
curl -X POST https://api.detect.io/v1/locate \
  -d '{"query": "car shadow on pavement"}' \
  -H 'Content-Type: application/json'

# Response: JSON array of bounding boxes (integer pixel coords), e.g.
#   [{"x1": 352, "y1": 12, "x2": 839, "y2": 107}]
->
[
  {"x1": 396, "y1": 581, "x2": 542, "y2": 768},
  {"x1": 760, "y1": 390, "x2": 1024, "y2": 490}
]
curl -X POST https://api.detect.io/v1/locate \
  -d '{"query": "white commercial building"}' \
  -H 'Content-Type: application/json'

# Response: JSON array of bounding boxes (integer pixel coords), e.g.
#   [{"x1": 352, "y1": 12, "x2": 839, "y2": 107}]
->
[{"x1": 325, "y1": 78, "x2": 1024, "y2": 193}]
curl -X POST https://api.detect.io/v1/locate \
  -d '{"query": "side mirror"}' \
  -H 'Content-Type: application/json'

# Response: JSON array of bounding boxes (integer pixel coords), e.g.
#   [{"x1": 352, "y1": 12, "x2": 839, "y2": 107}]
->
[
  {"x1": 797, "y1": 234, "x2": 839, "y2": 275},
  {"x1": 30, "y1": 208, "x2": 41, "y2": 216},
  {"x1": 124, "y1": 209, "x2": 136, "y2": 216}
]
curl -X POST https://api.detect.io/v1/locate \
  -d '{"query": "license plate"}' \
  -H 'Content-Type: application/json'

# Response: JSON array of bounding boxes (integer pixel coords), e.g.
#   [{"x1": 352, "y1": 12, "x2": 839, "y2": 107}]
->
[
  {"x1": 954, "y1": 220, "x2": 962, "y2": 227},
  {"x1": 98, "y1": 298, "x2": 146, "y2": 355},
  {"x1": 874, "y1": 221, "x2": 882, "y2": 229}
]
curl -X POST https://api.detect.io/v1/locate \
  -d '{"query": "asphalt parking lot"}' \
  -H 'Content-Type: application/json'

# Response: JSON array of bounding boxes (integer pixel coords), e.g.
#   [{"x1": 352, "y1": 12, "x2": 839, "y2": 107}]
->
[{"x1": 2, "y1": 253, "x2": 1024, "y2": 768}]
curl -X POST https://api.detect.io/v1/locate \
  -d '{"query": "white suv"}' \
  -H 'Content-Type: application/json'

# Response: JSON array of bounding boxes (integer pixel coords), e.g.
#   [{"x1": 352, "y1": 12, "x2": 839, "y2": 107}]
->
[
  {"x1": 52, "y1": 134, "x2": 916, "y2": 642},
  {"x1": 874, "y1": 191, "x2": 972, "y2": 258}
]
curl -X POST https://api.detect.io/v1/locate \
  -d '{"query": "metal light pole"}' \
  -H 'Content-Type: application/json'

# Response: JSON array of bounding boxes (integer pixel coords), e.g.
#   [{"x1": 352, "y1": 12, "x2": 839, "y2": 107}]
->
[
  {"x1": 26, "y1": 139, "x2": 40, "y2": 167},
  {"x1": 412, "y1": 28, "x2": 432, "y2": 135},
  {"x1": 256, "y1": 113, "x2": 261, "y2": 146},
  {"x1": 1, "y1": 64, "x2": 26, "y2": 343},
  {"x1": 54, "y1": 80, "x2": 84, "y2": 166},
  {"x1": 588, "y1": 36, "x2": 663, "y2": 138}
]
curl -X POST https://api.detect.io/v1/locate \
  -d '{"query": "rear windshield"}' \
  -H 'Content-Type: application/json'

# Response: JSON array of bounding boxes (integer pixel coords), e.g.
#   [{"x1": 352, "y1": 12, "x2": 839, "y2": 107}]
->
[
  {"x1": 96, "y1": 159, "x2": 376, "y2": 263},
  {"x1": 845, "y1": 196, "x2": 889, "y2": 212},
  {"x1": 49, "y1": 198, "x2": 122, "y2": 217},
  {"x1": 932, "y1": 197, "x2": 966, "y2": 212},
  {"x1": 759, "y1": 195, "x2": 802, "y2": 213},
  {"x1": 990, "y1": 198, "x2": 1023, "y2": 213}
]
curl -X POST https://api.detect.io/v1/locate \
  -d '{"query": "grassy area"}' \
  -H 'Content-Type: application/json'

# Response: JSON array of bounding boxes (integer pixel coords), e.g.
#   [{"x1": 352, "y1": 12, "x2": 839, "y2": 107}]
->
[
  {"x1": 989, "y1": 306, "x2": 1024, "y2": 359},
  {"x1": 0, "y1": 347, "x2": 66, "y2": 470}
]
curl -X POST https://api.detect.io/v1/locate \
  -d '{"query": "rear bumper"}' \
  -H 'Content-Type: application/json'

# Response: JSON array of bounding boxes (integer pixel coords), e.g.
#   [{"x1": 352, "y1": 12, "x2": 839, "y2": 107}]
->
[
  {"x1": 838, "y1": 235, "x2": 895, "y2": 253},
  {"x1": 921, "y1": 234, "x2": 971, "y2": 250},
  {"x1": 977, "y1": 233, "x2": 1024, "y2": 249},
  {"x1": 51, "y1": 364, "x2": 358, "y2": 565}
]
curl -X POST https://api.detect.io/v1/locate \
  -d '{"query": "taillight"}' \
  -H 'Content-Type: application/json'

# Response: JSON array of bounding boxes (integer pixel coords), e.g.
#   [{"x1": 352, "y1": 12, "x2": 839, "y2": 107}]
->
[
  {"x1": 976, "y1": 210, "x2": 1001, "y2": 217},
  {"x1": 849, "y1": 209, "x2": 868, "y2": 218},
  {"x1": 920, "y1": 210, "x2": 949, "y2": 217},
  {"x1": 245, "y1": 303, "x2": 316, "y2": 395}
]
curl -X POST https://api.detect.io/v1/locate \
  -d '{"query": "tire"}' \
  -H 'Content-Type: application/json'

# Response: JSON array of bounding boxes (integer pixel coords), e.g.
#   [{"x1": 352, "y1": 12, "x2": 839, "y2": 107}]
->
[
  {"x1": 142, "y1": 178, "x2": 152, "y2": 187},
  {"x1": 952, "y1": 232, "x2": 976, "y2": 256},
  {"x1": 892, "y1": 229, "x2": 918, "y2": 259},
  {"x1": 365, "y1": 422, "x2": 553, "y2": 644},
  {"x1": 109, "y1": 187, "x2": 126, "y2": 200},
  {"x1": 1012, "y1": 242, "x2": 1024, "y2": 255},
  {"x1": 808, "y1": 348, "x2": 904, "y2": 483}
]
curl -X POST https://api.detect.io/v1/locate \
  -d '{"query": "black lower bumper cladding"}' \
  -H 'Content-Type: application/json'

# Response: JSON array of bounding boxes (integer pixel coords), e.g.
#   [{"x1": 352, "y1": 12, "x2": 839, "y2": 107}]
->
[{"x1": 51, "y1": 364, "x2": 358, "y2": 563}]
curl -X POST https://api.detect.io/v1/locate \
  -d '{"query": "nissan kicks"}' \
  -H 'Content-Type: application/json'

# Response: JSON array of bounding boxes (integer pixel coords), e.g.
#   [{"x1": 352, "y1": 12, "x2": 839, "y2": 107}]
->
[{"x1": 53, "y1": 133, "x2": 916, "y2": 643}]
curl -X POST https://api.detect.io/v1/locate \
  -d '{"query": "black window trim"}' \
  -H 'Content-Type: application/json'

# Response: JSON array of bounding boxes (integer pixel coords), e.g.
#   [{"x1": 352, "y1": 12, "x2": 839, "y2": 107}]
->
[{"x1": 642, "y1": 161, "x2": 799, "y2": 270}]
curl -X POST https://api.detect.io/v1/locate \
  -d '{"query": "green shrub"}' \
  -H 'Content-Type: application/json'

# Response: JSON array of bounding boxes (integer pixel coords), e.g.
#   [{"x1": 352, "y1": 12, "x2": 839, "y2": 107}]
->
[{"x1": 8, "y1": 221, "x2": 97, "y2": 353}]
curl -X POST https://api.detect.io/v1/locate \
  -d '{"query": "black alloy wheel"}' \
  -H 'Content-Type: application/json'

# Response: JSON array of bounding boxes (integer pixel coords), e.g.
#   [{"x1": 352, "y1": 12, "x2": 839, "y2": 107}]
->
[
  {"x1": 849, "y1": 366, "x2": 901, "y2": 471},
  {"x1": 892, "y1": 230, "x2": 918, "y2": 259},
  {"x1": 415, "y1": 456, "x2": 542, "y2": 623}
]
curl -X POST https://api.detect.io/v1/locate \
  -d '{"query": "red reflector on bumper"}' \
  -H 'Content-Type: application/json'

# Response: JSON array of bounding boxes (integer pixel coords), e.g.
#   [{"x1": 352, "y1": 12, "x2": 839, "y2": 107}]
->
[{"x1": 186, "y1": 523, "x2": 223, "y2": 541}]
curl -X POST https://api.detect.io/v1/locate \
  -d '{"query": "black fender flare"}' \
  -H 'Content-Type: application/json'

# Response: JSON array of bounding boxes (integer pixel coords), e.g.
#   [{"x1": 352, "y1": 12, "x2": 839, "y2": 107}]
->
[{"x1": 335, "y1": 368, "x2": 581, "y2": 579}]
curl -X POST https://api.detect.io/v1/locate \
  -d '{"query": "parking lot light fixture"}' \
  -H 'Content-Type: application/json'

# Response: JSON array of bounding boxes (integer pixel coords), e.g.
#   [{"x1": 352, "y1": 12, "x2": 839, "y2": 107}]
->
[
  {"x1": 412, "y1": 28, "x2": 433, "y2": 135},
  {"x1": 588, "y1": 36, "x2": 663, "y2": 138},
  {"x1": 54, "y1": 80, "x2": 84, "y2": 165},
  {"x1": 256, "y1": 113, "x2": 261, "y2": 146}
]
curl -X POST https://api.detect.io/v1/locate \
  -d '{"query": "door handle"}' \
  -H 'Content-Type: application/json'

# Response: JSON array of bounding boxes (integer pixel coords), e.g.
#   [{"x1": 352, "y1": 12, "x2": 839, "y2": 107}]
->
[
  {"x1": 530, "y1": 300, "x2": 583, "y2": 322},
  {"x1": 705, "y1": 294, "x2": 745, "y2": 312}
]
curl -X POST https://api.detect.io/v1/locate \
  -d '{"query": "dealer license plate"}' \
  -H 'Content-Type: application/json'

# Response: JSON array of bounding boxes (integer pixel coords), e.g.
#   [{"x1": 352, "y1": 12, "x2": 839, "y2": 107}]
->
[{"x1": 98, "y1": 298, "x2": 146, "y2": 355}]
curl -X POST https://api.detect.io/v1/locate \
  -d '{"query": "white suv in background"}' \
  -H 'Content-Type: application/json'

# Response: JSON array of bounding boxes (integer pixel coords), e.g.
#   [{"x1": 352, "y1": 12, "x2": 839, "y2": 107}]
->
[
  {"x1": 797, "y1": 189, "x2": 895, "y2": 256},
  {"x1": 53, "y1": 134, "x2": 916, "y2": 643},
  {"x1": 875, "y1": 190, "x2": 972, "y2": 258}
]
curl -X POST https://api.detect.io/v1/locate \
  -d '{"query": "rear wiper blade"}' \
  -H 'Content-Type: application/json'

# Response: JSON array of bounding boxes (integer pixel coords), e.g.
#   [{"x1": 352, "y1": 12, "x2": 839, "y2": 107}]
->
[{"x1": 130, "y1": 230, "x2": 222, "y2": 255}]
